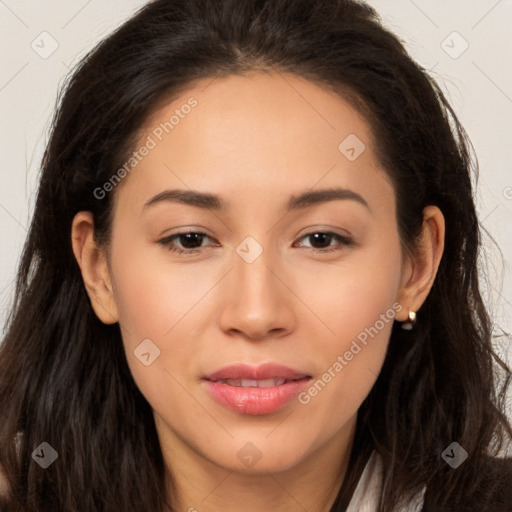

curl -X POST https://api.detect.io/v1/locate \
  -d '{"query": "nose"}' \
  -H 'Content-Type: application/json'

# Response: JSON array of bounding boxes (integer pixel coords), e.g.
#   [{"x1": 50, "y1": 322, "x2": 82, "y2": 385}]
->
[{"x1": 218, "y1": 244, "x2": 297, "y2": 341}]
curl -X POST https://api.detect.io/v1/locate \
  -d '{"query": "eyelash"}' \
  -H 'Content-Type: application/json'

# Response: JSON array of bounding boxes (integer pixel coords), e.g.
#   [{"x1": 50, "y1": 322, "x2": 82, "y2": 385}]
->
[{"x1": 157, "y1": 231, "x2": 354, "y2": 255}]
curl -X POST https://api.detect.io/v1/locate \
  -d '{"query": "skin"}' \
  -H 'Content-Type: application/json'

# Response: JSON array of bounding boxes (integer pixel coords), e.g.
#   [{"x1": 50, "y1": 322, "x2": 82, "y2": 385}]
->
[{"x1": 72, "y1": 72, "x2": 445, "y2": 512}]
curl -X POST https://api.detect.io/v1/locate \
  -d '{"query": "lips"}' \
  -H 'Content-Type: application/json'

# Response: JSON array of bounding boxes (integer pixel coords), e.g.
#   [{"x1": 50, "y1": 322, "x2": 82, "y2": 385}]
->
[
  {"x1": 202, "y1": 363, "x2": 312, "y2": 415},
  {"x1": 214, "y1": 378, "x2": 288, "y2": 387},
  {"x1": 204, "y1": 362, "x2": 311, "y2": 382}
]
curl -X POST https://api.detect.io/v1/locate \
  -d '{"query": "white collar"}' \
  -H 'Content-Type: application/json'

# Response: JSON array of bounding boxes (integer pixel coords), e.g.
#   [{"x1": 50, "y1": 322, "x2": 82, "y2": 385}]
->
[{"x1": 346, "y1": 451, "x2": 425, "y2": 512}]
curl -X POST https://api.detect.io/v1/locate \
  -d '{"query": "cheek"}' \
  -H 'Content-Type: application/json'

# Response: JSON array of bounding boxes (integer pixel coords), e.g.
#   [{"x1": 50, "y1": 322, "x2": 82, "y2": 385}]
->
[
  {"x1": 107, "y1": 233, "x2": 233, "y2": 410},
  {"x1": 294, "y1": 239, "x2": 402, "y2": 417},
  {"x1": 108, "y1": 249, "x2": 212, "y2": 417},
  {"x1": 302, "y1": 236, "x2": 402, "y2": 344},
  {"x1": 110, "y1": 236, "x2": 218, "y2": 340}
]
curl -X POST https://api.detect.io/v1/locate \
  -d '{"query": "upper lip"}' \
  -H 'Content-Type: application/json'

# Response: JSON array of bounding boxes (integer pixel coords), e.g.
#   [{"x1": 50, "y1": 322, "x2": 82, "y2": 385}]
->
[{"x1": 204, "y1": 363, "x2": 311, "y2": 381}]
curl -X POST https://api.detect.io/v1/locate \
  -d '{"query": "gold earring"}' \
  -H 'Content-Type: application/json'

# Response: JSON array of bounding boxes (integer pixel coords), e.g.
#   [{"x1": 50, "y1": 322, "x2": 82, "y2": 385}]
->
[{"x1": 401, "y1": 309, "x2": 416, "y2": 330}]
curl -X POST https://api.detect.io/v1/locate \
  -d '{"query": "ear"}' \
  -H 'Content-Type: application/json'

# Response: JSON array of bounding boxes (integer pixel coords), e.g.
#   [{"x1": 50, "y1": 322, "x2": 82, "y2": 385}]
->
[
  {"x1": 71, "y1": 211, "x2": 119, "y2": 324},
  {"x1": 395, "y1": 205, "x2": 445, "y2": 321}
]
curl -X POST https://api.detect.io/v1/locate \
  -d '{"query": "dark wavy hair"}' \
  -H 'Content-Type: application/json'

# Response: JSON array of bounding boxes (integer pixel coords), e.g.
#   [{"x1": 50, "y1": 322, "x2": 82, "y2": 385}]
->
[{"x1": 1, "y1": 0, "x2": 511, "y2": 510}]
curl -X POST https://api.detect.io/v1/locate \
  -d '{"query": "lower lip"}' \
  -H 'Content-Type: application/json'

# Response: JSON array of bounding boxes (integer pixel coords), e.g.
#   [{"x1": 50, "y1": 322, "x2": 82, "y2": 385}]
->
[{"x1": 203, "y1": 378, "x2": 311, "y2": 415}]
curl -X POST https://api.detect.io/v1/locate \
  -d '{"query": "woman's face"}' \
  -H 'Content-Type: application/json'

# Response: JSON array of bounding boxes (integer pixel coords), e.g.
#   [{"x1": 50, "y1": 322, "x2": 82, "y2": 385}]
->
[{"x1": 102, "y1": 72, "x2": 408, "y2": 473}]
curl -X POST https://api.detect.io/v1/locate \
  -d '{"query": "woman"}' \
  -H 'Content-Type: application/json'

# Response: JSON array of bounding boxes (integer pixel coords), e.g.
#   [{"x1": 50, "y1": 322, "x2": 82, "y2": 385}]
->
[{"x1": 0, "y1": 0, "x2": 510, "y2": 510}]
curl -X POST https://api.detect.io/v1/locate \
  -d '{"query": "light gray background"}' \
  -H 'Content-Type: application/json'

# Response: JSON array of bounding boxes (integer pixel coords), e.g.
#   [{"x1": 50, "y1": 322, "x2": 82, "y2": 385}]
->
[{"x1": 1, "y1": 1, "x2": 511, "y2": 424}]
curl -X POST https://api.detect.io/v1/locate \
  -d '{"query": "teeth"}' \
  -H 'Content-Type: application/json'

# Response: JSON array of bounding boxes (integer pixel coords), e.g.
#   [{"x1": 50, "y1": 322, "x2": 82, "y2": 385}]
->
[
  {"x1": 240, "y1": 379, "x2": 259, "y2": 387},
  {"x1": 258, "y1": 378, "x2": 285, "y2": 387},
  {"x1": 217, "y1": 378, "x2": 287, "y2": 387}
]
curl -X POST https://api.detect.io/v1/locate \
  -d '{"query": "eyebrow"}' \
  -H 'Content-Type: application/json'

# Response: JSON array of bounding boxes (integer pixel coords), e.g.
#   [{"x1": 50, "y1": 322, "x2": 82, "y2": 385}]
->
[{"x1": 143, "y1": 187, "x2": 370, "y2": 212}]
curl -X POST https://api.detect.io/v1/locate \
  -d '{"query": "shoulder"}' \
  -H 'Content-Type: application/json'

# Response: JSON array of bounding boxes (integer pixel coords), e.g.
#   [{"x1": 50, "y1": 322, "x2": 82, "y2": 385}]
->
[
  {"x1": 475, "y1": 456, "x2": 512, "y2": 506},
  {"x1": 468, "y1": 455, "x2": 512, "y2": 504},
  {"x1": 423, "y1": 456, "x2": 512, "y2": 512}
]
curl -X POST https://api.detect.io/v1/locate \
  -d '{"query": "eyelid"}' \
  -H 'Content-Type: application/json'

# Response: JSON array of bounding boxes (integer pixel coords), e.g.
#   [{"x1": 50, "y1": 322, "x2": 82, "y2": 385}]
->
[
  {"x1": 157, "y1": 231, "x2": 218, "y2": 254},
  {"x1": 300, "y1": 232, "x2": 352, "y2": 243},
  {"x1": 157, "y1": 229, "x2": 354, "y2": 255},
  {"x1": 292, "y1": 232, "x2": 354, "y2": 252}
]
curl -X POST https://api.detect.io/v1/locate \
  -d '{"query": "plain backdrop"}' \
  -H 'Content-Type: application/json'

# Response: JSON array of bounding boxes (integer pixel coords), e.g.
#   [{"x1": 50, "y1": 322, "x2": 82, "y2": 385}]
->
[{"x1": 0, "y1": 1, "x2": 511, "y2": 422}]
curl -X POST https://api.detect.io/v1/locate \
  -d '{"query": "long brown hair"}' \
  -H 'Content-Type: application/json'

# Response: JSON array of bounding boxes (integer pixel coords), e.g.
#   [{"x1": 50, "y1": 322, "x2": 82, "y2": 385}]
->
[{"x1": 1, "y1": 1, "x2": 510, "y2": 510}]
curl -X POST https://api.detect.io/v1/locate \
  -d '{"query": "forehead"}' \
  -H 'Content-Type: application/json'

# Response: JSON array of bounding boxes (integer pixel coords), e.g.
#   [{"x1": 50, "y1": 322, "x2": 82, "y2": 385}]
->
[
  {"x1": 142, "y1": 71, "x2": 373, "y2": 159},
  {"x1": 113, "y1": 72, "x2": 393, "y2": 215}
]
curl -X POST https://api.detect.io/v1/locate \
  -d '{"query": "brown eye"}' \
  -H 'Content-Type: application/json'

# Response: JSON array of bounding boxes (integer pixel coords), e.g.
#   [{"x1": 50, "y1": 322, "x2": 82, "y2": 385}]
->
[
  {"x1": 295, "y1": 232, "x2": 354, "y2": 253},
  {"x1": 158, "y1": 231, "x2": 215, "y2": 254}
]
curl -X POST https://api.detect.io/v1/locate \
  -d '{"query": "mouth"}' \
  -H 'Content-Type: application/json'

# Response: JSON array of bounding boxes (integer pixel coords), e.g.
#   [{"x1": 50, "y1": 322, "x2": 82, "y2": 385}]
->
[
  {"x1": 202, "y1": 363, "x2": 312, "y2": 415},
  {"x1": 206, "y1": 376, "x2": 311, "y2": 387},
  {"x1": 204, "y1": 362, "x2": 311, "y2": 382}
]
